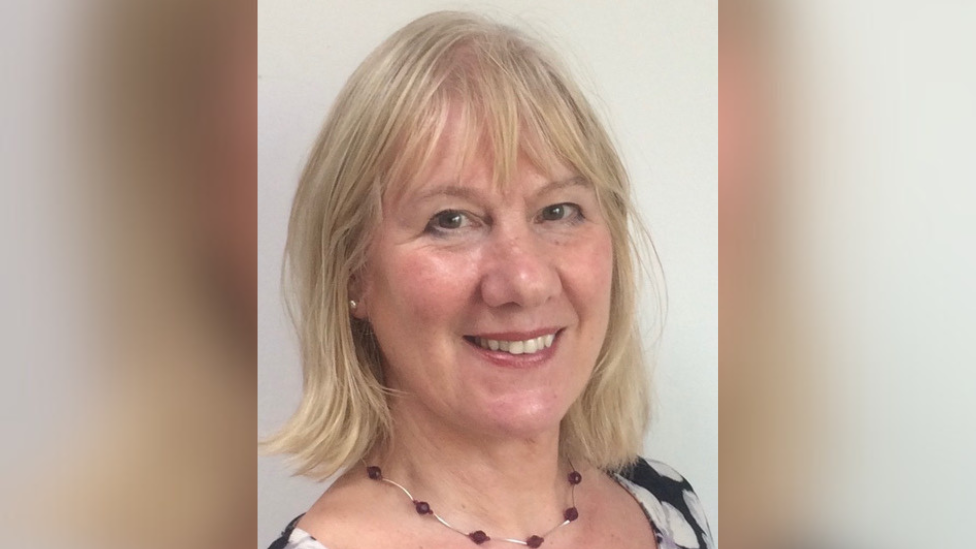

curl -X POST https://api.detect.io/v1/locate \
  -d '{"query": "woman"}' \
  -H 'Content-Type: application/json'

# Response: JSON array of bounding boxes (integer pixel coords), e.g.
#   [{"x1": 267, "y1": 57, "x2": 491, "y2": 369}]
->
[{"x1": 265, "y1": 11, "x2": 712, "y2": 549}]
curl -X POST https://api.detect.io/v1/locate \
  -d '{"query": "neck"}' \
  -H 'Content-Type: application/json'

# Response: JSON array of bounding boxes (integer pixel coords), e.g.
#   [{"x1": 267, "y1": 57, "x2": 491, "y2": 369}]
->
[{"x1": 368, "y1": 402, "x2": 576, "y2": 536}]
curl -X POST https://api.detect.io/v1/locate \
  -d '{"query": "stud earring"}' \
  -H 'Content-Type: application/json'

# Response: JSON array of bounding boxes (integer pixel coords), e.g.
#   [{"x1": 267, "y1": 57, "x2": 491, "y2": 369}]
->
[{"x1": 349, "y1": 299, "x2": 358, "y2": 310}]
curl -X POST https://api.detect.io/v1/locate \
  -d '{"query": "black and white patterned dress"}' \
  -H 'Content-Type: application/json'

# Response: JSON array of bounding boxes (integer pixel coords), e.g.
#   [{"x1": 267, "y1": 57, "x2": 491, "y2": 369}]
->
[{"x1": 268, "y1": 457, "x2": 713, "y2": 549}]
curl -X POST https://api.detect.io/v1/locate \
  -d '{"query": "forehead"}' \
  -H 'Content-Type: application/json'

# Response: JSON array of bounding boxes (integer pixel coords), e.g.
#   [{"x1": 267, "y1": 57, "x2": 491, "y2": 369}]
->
[{"x1": 386, "y1": 105, "x2": 579, "y2": 205}]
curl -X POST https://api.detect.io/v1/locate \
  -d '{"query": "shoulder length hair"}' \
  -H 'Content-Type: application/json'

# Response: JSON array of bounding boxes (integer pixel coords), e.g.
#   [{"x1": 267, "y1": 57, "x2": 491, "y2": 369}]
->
[{"x1": 263, "y1": 10, "x2": 662, "y2": 480}]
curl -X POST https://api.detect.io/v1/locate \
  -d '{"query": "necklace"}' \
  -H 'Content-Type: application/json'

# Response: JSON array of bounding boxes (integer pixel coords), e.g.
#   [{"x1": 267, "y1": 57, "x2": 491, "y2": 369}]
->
[{"x1": 365, "y1": 462, "x2": 582, "y2": 547}]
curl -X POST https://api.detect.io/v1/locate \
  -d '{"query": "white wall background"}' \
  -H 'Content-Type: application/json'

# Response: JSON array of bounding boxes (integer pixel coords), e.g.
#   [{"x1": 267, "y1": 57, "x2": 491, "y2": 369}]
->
[{"x1": 258, "y1": 1, "x2": 716, "y2": 546}]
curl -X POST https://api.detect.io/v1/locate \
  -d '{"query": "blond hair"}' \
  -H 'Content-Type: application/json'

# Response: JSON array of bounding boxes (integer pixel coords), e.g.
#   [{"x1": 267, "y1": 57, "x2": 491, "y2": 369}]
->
[{"x1": 263, "y1": 11, "x2": 661, "y2": 480}]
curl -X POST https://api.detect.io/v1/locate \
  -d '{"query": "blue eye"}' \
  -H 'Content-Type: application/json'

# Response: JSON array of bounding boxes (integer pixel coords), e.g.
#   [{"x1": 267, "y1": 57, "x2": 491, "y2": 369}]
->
[{"x1": 539, "y1": 203, "x2": 583, "y2": 223}]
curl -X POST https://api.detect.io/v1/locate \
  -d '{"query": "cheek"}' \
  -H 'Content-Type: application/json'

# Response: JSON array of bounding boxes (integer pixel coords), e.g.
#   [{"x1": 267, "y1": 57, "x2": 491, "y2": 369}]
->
[
  {"x1": 373, "y1": 246, "x2": 478, "y2": 325},
  {"x1": 573, "y1": 230, "x2": 614, "y2": 305},
  {"x1": 559, "y1": 227, "x2": 615, "y2": 347}
]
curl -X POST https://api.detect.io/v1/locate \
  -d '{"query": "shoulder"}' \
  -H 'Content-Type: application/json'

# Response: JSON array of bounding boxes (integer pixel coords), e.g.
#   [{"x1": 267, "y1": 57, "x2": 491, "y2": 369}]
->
[
  {"x1": 614, "y1": 457, "x2": 714, "y2": 549},
  {"x1": 267, "y1": 514, "x2": 326, "y2": 549},
  {"x1": 267, "y1": 471, "x2": 393, "y2": 549}
]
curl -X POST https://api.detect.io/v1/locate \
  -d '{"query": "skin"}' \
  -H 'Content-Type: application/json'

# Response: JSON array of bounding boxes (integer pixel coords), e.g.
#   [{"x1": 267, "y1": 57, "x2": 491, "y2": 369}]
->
[
  {"x1": 299, "y1": 110, "x2": 657, "y2": 549},
  {"x1": 360, "y1": 142, "x2": 613, "y2": 448}
]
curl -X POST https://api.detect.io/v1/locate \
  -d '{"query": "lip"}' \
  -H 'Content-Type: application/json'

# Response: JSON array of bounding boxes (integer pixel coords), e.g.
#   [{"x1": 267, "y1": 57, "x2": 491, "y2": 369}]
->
[
  {"x1": 462, "y1": 328, "x2": 563, "y2": 369},
  {"x1": 468, "y1": 327, "x2": 563, "y2": 341}
]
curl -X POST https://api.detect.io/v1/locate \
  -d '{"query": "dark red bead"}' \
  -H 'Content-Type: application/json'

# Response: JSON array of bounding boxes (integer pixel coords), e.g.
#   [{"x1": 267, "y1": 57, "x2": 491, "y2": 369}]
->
[
  {"x1": 468, "y1": 531, "x2": 490, "y2": 544},
  {"x1": 526, "y1": 535, "x2": 545, "y2": 548},
  {"x1": 366, "y1": 466, "x2": 382, "y2": 480},
  {"x1": 568, "y1": 471, "x2": 582, "y2": 485},
  {"x1": 564, "y1": 506, "x2": 579, "y2": 521},
  {"x1": 413, "y1": 500, "x2": 431, "y2": 514}
]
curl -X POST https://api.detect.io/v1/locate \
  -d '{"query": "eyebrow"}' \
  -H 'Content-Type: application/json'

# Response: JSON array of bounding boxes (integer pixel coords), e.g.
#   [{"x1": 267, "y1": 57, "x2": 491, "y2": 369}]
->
[
  {"x1": 537, "y1": 176, "x2": 589, "y2": 195},
  {"x1": 413, "y1": 176, "x2": 589, "y2": 203}
]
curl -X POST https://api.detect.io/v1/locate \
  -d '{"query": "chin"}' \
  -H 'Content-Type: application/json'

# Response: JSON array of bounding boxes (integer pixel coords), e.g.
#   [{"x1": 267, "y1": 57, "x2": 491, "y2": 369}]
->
[{"x1": 468, "y1": 397, "x2": 571, "y2": 440}]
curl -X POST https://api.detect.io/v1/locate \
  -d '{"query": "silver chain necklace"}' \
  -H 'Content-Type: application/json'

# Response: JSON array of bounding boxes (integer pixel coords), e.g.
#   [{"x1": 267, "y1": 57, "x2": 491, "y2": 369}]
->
[{"x1": 364, "y1": 462, "x2": 582, "y2": 547}]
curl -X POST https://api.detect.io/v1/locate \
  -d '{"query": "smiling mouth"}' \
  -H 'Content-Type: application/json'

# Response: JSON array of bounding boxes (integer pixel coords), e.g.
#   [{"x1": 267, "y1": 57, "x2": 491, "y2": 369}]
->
[{"x1": 462, "y1": 331, "x2": 559, "y2": 356}]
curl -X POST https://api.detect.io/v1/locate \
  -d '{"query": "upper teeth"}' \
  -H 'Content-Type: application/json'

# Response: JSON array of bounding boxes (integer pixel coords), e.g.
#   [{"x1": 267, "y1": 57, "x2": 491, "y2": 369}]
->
[{"x1": 473, "y1": 334, "x2": 556, "y2": 355}]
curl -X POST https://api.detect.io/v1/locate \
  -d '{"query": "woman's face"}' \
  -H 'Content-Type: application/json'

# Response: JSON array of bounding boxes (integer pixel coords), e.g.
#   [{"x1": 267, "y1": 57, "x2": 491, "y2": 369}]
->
[{"x1": 355, "y1": 113, "x2": 614, "y2": 441}]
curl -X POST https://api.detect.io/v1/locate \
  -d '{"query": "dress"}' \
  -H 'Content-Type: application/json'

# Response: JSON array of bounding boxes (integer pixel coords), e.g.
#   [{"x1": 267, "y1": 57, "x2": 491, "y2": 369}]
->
[{"x1": 267, "y1": 457, "x2": 713, "y2": 549}]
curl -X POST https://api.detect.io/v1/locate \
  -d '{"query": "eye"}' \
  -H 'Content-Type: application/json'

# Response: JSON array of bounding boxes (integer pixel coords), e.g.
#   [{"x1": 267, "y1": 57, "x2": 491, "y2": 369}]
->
[
  {"x1": 426, "y1": 209, "x2": 472, "y2": 233},
  {"x1": 538, "y1": 203, "x2": 583, "y2": 223}
]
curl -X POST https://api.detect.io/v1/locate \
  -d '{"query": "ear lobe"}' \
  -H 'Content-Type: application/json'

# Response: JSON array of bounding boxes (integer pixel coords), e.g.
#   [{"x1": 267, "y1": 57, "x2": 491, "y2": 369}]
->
[
  {"x1": 348, "y1": 272, "x2": 369, "y2": 320},
  {"x1": 349, "y1": 296, "x2": 368, "y2": 320}
]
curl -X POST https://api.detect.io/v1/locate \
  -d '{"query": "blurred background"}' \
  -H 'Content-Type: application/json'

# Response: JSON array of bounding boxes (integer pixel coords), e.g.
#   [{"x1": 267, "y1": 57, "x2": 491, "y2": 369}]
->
[
  {"x1": 721, "y1": 1, "x2": 976, "y2": 548},
  {"x1": 1, "y1": 1, "x2": 255, "y2": 548},
  {"x1": 3, "y1": 1, "x2": 976, "y2": 548}
]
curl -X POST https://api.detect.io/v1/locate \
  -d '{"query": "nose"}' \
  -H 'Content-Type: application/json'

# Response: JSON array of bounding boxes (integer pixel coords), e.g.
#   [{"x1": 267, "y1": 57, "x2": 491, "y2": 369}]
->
[{"x1": 479, "y1": 226, "x2": 561, "y2": 309}]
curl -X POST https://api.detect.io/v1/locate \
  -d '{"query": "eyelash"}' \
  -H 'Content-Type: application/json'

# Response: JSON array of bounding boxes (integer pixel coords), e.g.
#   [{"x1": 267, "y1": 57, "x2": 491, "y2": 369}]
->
[
  {"x1": 424, "y1": 203, "x2": 585, "y2": 236},
  {"x1": 538, "y1": 203, "x2": 585, "y2": 225},
  {"x1": 424, "y1": 209, "x2": 475, "y2": 235}
]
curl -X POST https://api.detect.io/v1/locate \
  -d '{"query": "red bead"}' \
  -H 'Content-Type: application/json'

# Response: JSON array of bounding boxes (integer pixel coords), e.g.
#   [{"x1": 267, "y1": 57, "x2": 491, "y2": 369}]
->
[
  {"x1": 468, "y1": 531, "x2": 490, "y2": 544},
  {"x1": 367, "y1": 466, "x2": 382, "y2": 480},
  {"x1": 564, "y1": 507, "x2": 579, "y2": 521},
  {"x1": 413, "y1": 500, "x2": 431, "y2": 514},
  {"x1": 568, "y1": 471, "x2": 582, "y2": 485},
  {"x1": 526, "y1": 535, "x2": 545, "y2": 548}
]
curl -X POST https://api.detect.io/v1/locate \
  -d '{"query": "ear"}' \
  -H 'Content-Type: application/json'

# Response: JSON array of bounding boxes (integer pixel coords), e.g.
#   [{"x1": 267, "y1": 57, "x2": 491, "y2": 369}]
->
[{"x1": 348, "y1": 272, "x2": 370, "y2": 320}]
